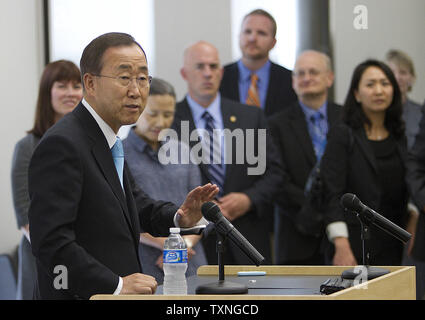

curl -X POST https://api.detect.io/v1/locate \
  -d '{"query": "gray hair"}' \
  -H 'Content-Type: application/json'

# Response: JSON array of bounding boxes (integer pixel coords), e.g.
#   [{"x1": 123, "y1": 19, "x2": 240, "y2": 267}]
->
[
  {"x1": 149, "y1": 78, "x2": 176, "y2": 99},
  {"x1": 386, "y1": 49, "x2": 416, "y2": 78},
  {"x1": 296, "y1": 50, "x2": 333, "y2": 72}
]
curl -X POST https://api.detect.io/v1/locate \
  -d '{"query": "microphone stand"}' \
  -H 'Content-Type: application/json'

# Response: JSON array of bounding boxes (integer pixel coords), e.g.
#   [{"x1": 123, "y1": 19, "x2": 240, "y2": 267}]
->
[
  {"x1": 196, "y1": 232, "x2": 248, "y2": 294},
  {"x1": 341, "y1": 211, "x2": 390, "y2": 281}
]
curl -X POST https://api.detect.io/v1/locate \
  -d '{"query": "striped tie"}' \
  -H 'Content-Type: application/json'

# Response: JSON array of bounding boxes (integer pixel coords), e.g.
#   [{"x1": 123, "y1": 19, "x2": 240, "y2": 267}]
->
[
  {"x1": 310, "y1": 113, "x2": 327, "y2": 161},
  {"x1": 202, "y1": 111, "x2": 225, "y2": 196},
  {"x1": 245, "y1": 74, "x2": 260, "y2": 107}
]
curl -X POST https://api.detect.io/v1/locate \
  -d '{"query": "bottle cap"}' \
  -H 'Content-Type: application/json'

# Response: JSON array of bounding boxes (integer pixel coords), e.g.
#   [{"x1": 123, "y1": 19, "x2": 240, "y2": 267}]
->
[{"x1": 170, "y1": 227, "x2": 180, "y2": 233}]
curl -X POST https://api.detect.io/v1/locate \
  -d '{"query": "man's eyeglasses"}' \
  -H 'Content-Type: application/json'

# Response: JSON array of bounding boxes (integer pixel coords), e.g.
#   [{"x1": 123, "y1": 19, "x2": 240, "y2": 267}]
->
[
  {"x1": 293, "y1": 69, "x2": 322, "y2": 78},
  {"x1": 94, "y1": 74, "x2": 152, "y2": 88}
]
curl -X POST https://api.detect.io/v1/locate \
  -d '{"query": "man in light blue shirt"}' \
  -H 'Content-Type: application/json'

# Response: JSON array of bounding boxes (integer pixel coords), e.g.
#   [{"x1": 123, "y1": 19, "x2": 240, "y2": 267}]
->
[
  {"x1": 220, "y1": 9, "x2": 297, "y2": 117},
  {"x1": 298, "y1": 100, "x2": 328, "y2": 161},
  {"x1": 173, "y1": 41, "x2": 285, "y2": 265},
  {"x1": 237, "y1": 59, "x2": 271, "y2": 110},
  {"x1": 268, "y1": 50, "x2": 341, "y2": 265}
]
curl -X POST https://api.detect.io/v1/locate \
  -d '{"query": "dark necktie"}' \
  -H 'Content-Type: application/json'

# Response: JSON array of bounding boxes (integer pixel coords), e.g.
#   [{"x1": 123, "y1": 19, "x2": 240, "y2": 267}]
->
[{"x1": 202, "y1": 111, "x2": 225, "y2": 196}]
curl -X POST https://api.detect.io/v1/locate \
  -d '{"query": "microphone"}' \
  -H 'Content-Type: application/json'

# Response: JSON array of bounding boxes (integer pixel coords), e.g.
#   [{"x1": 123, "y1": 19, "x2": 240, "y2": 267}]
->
[
  {"x1": 340, "y1": 193, "x2": 411, "y2": 243},
  {"x1": 201, "y1": 202, "x2": 265, "y2": 266}
]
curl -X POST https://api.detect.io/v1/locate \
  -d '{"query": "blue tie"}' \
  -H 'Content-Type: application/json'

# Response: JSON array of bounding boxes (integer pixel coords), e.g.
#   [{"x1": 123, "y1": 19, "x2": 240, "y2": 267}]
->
[
  {"x1": 310, "y1": 113, "x2": 327, "y2": 161},
  {"x1": 202, "y1": 111, "x2": 225, "y2": 196},
  {"x1": 111, "y1": 137, "x2": 124, "y2": 189}
]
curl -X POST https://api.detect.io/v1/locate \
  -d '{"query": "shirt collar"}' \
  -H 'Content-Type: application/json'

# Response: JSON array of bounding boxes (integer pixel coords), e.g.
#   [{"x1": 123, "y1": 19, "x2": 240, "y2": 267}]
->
[
  {"x1": 127, "y1": 127, "x2": 151, "y2": 154},
  {"x1": 237, "y1": 59, "x2": 271, "y2": 83},
  {"x1": 299, "y1": 100, "x2": 328, "y2": 121},
  {"x1": 81, "y1": 98, "x2": 117, "y2": 149},
  {"x1": 186, "y1": 93, "x2": 222, "y2": 126},
  {"x1": 126, "y1": 127, "x2": 178, "y2": 163}
]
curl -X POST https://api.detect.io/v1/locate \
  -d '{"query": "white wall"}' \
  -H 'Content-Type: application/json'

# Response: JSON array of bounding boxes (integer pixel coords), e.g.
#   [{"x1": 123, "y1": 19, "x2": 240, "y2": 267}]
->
[
  {"x1": 153, "y1": 0, "x2": 232, "y2": 101},
  {"x1": 0, "y1": 1, "x2": 44, "y2": 254},
  {"x1": 330, "y1": 0, "x2": 425, "y2": 105},
  {"x1": 0, "y1": 0, "x2": 232, "y2": 255}
]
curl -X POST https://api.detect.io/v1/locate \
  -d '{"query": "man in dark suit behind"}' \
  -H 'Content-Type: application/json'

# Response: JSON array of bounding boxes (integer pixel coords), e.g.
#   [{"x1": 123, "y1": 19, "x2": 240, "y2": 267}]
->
[
  {"x1": 173, "y1": 41, "x2": 284, "y2": 265},
  {"x1": 219, "y1": 9, "x2": 297, "y2": 117},
  {"x1": 406, "y1": 108, "x2": 425, "y2": 299},
  {"x1": 268, "y1": 50, "x2": 341, "y2": 265},
  {"x1": 28, "y1": 32, "x2": 218, "y2": 300}
]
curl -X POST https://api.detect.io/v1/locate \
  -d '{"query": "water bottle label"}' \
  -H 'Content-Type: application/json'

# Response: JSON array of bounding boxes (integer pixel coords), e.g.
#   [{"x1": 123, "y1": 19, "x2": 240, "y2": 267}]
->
[{"x1": 163, "y1": 249, "x2": 187, "y2": 264}]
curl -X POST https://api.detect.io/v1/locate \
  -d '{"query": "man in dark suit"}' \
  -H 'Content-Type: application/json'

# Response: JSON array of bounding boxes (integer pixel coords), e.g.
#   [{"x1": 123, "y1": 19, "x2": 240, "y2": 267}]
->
[
  {"x1": 173, "y1": 41, "x2": 284, "y2": 265},
  {"x1": 268, "y1": 50, "x2": 341, "y2": 265},
  {"x1": 406, "y1": 108, "x2": 425, "y2": 299},
  {"x1": 28, "y1": 33, "x2": 218, "y2": 300},
  {"x1": 219, "y1": 9, "x2": 297, "y2": 117}
]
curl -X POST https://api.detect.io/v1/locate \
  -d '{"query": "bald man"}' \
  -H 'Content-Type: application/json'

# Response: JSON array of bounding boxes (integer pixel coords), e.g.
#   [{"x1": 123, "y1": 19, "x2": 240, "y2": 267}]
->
[
  {"x1": 268, "y1": 50, "x2": 342, "y2": 265},
  {"x1": 172, "y1": 41, "x2": 285, "y2": 265}
]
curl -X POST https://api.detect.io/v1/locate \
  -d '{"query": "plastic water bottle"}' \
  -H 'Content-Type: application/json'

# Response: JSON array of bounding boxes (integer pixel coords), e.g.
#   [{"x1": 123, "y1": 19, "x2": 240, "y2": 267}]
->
[{"x1": 163, "y1": 227, "x2": 188, "y2": 295}]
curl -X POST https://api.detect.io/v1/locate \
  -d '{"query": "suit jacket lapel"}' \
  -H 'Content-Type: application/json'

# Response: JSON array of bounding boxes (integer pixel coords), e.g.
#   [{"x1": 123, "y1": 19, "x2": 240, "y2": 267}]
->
[
  {"x1": 175, "y1": 99, "x2": 211, "y2": 183},
  {"x1": 290, "y1": 104, "x2": 317, "y2": 166},
  {"x1": 327, "y1": 102, "x2": 341, "y2": 127},
  {"x1": 353, "y1": 127, "x2": 378, "y2": 173},
  {"x1": 226, "y1": 63, "x2": 240, "y2": 102},
  {"x1": 395, "y1": 136, "x2": 408, "y2": 169},
  {"x1": 175, "y1": 98, "x2": 198, "y2": 136},
  {"x1": 123, "y1": 165, "x2": 142, "y2": 247},
  {"x1": 91, "y1": 143, "x2": 129, "y2": 213},
  {"x1": 73, "y1": 104, "x2": 135, "y2": 234},
  {"x1": 220, "y1": 100, "x2": 241, "y2": 186},
  {"x1": 221, "y1": 99, "x2": 240, "y2": 131},
  {"x1": 353, "y1": 127, "x2": 408, "y2": 175},
  {"x1": 264, "y1": 63, "x2": 279, "y2": 114}
]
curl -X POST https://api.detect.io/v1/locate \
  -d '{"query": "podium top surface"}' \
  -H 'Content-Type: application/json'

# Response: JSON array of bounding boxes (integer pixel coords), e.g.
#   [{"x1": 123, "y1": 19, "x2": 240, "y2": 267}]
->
[{"x1": 91, "y1": 265, "x2": 415, "y2": 300}]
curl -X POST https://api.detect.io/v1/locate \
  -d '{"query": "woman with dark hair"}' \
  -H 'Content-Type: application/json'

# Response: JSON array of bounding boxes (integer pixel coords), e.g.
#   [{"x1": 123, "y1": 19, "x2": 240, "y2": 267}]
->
[
  {"x1": 11, "y1": 60, "x2": 82, "y2": 299},
  {"x1": 321, "y1": 59, "x2": 410, "y2": 266}
]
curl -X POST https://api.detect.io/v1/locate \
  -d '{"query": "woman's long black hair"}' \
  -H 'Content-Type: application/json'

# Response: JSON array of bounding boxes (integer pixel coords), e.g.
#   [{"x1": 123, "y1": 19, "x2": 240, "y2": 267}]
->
[{"x1": 342, "y1": 59, "x2": 404, "y2": 138}]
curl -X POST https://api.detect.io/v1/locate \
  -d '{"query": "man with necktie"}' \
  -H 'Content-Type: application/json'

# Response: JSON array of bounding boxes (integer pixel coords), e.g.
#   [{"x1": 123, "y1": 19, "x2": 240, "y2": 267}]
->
[
  {"x1": 173, "y1": 41, "x2": 284, "y2": 265},
  {"x1": 28, "y1": 32, "x2": 218, "y2": 300},
  {"x1": 268, "y1": 50, "x2": 341, "y2": 265},
  {"x1": 219, "y1": 9, "x2": 297, "y2": 117}
]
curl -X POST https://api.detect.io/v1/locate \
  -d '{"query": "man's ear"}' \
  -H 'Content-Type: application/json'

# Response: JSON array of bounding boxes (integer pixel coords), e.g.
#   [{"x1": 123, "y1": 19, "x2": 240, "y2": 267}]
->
[
  {"x1": 180, "y1": 67, "x2": 187, "y2": 81},
  {"x1": 218, "y1": 66, "x2": 224, "y2": 83},
  {"x1": 270, "y1": 38, "x2": 277, "y2": 51},
  {"x1": 327, "y1": 71, "x2": 335, "y2": 88},
  {"x1": 83, "y1": 73, "x2": 96, "y2": 96}
]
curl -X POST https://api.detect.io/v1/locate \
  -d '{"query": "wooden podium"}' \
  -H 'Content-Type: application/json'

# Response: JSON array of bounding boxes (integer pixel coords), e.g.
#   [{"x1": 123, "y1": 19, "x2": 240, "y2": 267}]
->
[{"x1": 90, "y1": 265, "x2": 416, "y2": 300}]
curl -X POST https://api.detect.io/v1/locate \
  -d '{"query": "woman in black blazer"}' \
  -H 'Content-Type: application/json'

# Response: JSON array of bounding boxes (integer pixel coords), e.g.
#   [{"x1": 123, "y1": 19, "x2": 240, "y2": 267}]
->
[{"x1": 321, "y1": 59, "x2": 409, "y2": 266}]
